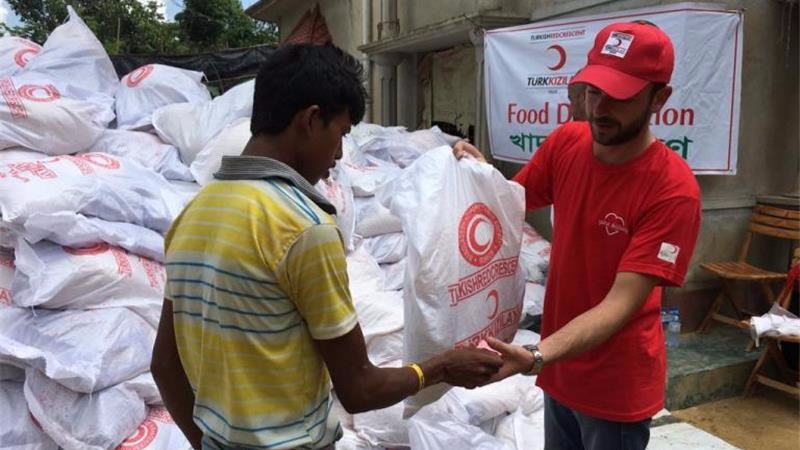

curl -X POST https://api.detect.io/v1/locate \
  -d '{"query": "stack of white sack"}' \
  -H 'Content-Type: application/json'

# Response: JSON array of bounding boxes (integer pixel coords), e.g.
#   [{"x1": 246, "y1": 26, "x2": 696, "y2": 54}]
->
[
  {"x1": 333, "y1": 124, "x2": 459, "y2": 290},
  {"x1": 328, "y1": 124, "x2": 552, "y2": 449},
  {"x1": 520, "y1": 223, "x2": 551, "y2": 317},
  {"x1": 0, "y1": 8, "x2": 205, "y2": 450}
]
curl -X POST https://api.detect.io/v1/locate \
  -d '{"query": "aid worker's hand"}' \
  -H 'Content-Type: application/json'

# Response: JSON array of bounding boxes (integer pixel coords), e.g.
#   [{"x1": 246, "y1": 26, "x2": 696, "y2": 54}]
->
[
  {"x1": 452, "y1": 140, "x2": 487, "y2": 163},
  {"x1": 485, "y1": 337, "x2": 536, "y2": 382},
  {"x1": 438, "y1": 347, "x2": 503, "y2": 389}
]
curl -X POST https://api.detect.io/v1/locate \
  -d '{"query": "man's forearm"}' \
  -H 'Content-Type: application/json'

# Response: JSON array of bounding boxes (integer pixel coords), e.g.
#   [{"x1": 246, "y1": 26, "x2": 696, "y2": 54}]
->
[{"x1": 153, "y1": 367, "x2": 203, "y2": 450}]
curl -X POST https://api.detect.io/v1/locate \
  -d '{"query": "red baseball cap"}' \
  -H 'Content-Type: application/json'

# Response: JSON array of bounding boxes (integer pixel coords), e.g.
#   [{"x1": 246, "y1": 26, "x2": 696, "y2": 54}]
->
[{"x1": 570, "y1": 21, "x2": 674, "y2": 100}]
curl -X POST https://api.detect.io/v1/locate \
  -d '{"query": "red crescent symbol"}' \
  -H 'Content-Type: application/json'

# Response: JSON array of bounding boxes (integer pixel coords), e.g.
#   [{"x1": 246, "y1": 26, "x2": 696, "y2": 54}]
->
[
  {"x1": 547, "y1": 45, "x2": 567, "y2": 71},
  {"x1": 486, "y1": 290, "x2": 500, "y2": 320},
  {"x1": 467, "y1": 217, "x2": 491, "y2": 254},
  {"x1": 613, "y1": 37, "x2": 623, "y2": 47}
]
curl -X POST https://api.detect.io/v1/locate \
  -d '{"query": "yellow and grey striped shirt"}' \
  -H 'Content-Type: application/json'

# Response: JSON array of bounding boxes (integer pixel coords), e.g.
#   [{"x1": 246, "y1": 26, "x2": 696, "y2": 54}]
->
[{"x1": 165, "y1": 157, "x2": 358, "y2": 449}]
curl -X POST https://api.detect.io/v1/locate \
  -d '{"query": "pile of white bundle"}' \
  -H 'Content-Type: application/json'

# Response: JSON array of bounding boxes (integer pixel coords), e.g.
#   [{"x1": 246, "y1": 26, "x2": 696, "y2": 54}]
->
[{"x1": 0, "y1": 8, "x2": 554, "y2": 447}]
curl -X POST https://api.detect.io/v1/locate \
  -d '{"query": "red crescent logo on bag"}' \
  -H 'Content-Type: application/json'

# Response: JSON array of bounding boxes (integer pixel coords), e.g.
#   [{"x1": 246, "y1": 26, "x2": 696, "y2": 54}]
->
[
  {"x1": 78, "y1": 153, "x2": 122, "y2": 170},
  {"x1": 126, "y1": 65, "x2": 155, "y2": 88},
  {"x1": 14, "y1": 47, "x2": 40, "y2": 68},
  {"x1": 458, "y1": 202, "x2": 503, "y2": 267},
  {"x1": 485, "y1": 289, "x2": 500, "y2": 320},
  {"x1": 63, "y1": 243, "x2": 110, "y2": 256},
  {"x1": 116, "y1": 419, "x2": 158, "y2": 450},
  {"x1": 17, "y1": 84, "x2": 60, "y2": 102}
]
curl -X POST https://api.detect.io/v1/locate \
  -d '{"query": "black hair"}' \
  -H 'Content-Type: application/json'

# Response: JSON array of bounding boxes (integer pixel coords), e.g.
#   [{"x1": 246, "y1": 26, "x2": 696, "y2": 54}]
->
[{"x1": 251, "y1": 44, "x2": 367, "y2": 136}]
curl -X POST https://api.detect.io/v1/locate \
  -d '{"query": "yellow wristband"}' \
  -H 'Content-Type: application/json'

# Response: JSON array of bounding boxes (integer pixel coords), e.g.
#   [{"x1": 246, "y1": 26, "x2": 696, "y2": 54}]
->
[{"x1": 407, "y1": 363, "x2": 425, "y2": 392}]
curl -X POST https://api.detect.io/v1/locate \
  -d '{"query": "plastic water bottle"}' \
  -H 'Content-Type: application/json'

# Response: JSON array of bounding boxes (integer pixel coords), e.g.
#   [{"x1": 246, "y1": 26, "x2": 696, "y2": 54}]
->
[{"x1": 666, "y1": 307, "x2": 681, "y2": 349}]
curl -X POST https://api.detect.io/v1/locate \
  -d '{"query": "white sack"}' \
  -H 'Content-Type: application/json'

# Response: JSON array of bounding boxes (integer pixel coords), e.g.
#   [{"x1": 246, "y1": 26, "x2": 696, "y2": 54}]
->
[
  {"x1": 362, "y1": 232, "x2": 406, "y2": 264},
  {"x1": 12, "y1": 239, "x2": 164, "y2": 321},
  {"x1": 354, "y1": 197, "x2": 403, "y2": 238},
  {"x1": 19, "y1": 212, "x2": 166, "y2": 262},
  {"x1": 116, "y1": 64, "x2": 210, "y2": 130},
  {"x1": 750, "y1": 303, "x2": 800, "y2": 347},
  {"x1": 380, "y1": 258, "x2": 406, "y2": 291},
  {"x1": 520, "y1": 223, "x2": 551, "y2": 283},
  {"x1": 25, "y1": 369, "x2": 148, "y2": 450},
  {"x1": 0, "y1": 248, "x2": 12, "y2": 307},
  {"x1": 341, "y1": 158, "x2": 402, "y2": 198},
  {"x1": 0, "y1": 147, "x2": 47, "y2": 164},
  {"x1": 22, "y1": 6, "x2": 117, "y2": 125},
  {"x1": 0, "y1": 380, "x2": 59, "y2": 450},
  {"x1": 407, "y1": 398, "x2": 514, "y2": 450},
  {"x1": 0, "y1": 37, "x2": 41, "y2": 76},
  {"x1": 190, "y1": 117, "x2": 250, "y2": 186},
  {"x1": 523, "y1": 281, "x2": 546, "y2": 317},
  {"x1": 117, "y1": 407, "x2": 193, "y2": 450},
  {"x1": 0, "y1": 153, "x2": 188, "y2": 233},
  {"x1": 377, "y1": 147, "x2": 526, "y2": 418},
  {"x1": 87, "y1": 129, "x2": 193, "y2": 181},
  {"x1": 0, "y1": 74, "x2": 106, "y2": 154},
  {"x1": 153, "y1": 79, "x2": 254, "y2": 164},
  {"x1": 494, "y1": 408, "x2": 546, "y2": 450},
  {"x1": 0, "y1": 307, "x2": 155, "y2": 393},
  {"x1": 315, "y1": 163, "x2": 356, "y2": 251}
]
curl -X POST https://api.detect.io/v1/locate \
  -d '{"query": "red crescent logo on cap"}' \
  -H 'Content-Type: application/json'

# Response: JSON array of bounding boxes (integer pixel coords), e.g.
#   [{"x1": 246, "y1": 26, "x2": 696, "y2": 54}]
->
[{"x1": 547, "y1": 45, "x2": 567, "y2": 71}]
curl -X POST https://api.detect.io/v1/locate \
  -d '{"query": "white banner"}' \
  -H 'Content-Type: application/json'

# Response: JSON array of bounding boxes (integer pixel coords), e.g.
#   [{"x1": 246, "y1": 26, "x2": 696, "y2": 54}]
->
[{"x1": 485, "y1": 3, "x2": 743, "y2": 175}]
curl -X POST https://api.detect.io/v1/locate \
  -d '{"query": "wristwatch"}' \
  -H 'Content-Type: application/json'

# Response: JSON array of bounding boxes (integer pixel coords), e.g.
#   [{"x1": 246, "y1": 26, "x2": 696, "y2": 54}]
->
[{"x1": 522, "y1": 344, "x2": 544, "y2": 376}]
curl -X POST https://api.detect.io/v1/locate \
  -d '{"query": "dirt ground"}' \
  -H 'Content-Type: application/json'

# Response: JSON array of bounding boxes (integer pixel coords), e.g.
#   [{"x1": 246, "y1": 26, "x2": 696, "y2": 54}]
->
[{"x1": 673, "y1": 389, "x2": 800, "y2": 450}]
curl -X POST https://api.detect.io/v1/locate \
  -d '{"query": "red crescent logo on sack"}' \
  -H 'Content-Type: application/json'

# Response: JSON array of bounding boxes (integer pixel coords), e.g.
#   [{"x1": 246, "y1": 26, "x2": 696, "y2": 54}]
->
[
  {"x1": 458, "y1": 202, "x2": 503, "y2": 267},
  {"x1": 147, "y1": 407, "x2": 175, "y2": 424},
  {"x1": 17, "y1": 84, "x2": 60, "y2": 102},
  {"x1": 116, "y1": 419, "x2": 157, "y2": 450},
  {"x1": 14, "y1": 47, "x2": 40, "y2": 68},
  {"x1": 63, "y1": 243, "x2": 110, "y2": 256},
  {"x1": 126, "y1": 65, "x2": 155, "y2": 88},
  {"x1": 485, "y1": 289, "x2": 500, "y2": 320},
  {"x1": 78, "y1": 153, "x2": 122, "y2": 170}
]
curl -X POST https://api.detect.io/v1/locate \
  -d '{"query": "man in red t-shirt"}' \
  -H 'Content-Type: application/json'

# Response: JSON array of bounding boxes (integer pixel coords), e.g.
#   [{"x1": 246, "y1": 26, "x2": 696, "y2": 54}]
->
[{"x1": 455, "y1": 21, "x2": 701, "y2": 449}]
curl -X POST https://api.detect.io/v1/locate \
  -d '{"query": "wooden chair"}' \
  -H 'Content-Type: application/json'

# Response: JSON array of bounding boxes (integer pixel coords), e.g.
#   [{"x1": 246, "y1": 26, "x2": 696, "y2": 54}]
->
[
  {"x1": 742, "y1": 251, "x2": 800, "y2": 397},
  {"x1": 699, "y1": 205, "x2": 800, "y2": 333}
]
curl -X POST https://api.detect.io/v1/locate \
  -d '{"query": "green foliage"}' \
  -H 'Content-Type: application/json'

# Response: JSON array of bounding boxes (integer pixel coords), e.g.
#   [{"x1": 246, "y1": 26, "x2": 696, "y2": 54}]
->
[{"x1": 1, "y1": 0, "x2": 277, "y2": 54}]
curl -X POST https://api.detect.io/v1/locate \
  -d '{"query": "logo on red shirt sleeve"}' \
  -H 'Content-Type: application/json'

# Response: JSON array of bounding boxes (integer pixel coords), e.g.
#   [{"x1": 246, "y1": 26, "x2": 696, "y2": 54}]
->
[{"x1": 657, "y1": 242, "x2": 680, "y2": 264}]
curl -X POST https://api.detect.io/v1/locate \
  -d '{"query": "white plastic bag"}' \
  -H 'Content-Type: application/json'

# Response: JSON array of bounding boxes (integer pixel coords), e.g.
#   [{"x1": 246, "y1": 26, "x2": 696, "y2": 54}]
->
[
  {"x1": 0, "y1": 153, "x2": 188, "y2": 233},
  {"x1": 87, "y1": 129, "x2": 193, "y2": 181},
  {"x1": 116, "y1": 64, "x2": 210, "y2": 130},
  {"x1": 12, "y1": 239, "x2": 164, "y2": 319},
  {"x1": 153, "y1": 79, "x2": 254, "y2": 165},
  {"x1": 22, "y1": 7, "x2": 117, "y2": 124},
  {"x1": 0, "y1": 74, "x2": 106, "y2": 154},
  {"x1": 377, "y1": 147, "x2": 526, "y2": 417},
  {"x1": 0, "y1": 37, "x2": 41, "y2": 77},
  {"x1": 116, "y1": 407, "x2": 193, "y2": 450},
  {"x1": 25, "y1": 368, "x2": 148, "y2": 450},
  {"x1": 0, "y1": 380, "x2": 59, "y2": 450},
  {"x1": 0, "y1": 307, "x2": 155, "y2": 393},
  {"x1": 362, "y1": 232, "x2": 406, "y2": 264},
  {"x1": 189, "y1": 117, "x2": 250, "y2": 186}
]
